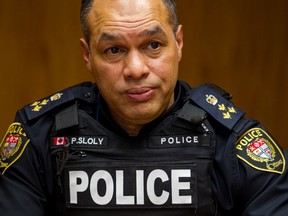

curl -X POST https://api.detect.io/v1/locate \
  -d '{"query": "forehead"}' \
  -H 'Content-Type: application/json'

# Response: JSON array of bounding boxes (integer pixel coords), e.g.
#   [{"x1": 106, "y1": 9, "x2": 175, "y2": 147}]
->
[{"x1": 86, "y1": 0, "x2": 170, "y2": 34}]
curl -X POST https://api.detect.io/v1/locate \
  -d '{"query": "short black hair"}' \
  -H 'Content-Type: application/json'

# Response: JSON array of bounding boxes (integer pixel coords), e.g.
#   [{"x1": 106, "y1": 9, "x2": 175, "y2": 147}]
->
[{"x1": 80, "y1": 0, "x2": 178, "y2": 44}]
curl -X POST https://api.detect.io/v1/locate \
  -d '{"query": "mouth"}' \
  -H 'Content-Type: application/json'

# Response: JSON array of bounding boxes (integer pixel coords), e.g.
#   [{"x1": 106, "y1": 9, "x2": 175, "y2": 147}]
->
[{"x1": 125, "y1": 87, "x2": 155, "y2": 102}]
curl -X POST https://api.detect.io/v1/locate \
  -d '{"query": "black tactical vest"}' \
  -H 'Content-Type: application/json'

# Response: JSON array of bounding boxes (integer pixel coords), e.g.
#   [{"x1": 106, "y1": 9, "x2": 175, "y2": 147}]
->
[{"x1": 50, "y1": 95, "x2": 217, "y2": 216}]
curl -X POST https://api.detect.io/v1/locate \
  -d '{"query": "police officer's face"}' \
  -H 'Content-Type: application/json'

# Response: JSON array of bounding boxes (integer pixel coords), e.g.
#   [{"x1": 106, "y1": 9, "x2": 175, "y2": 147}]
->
[{"x1": 81, "y1": 0, "x2": 183, "y2": 132}]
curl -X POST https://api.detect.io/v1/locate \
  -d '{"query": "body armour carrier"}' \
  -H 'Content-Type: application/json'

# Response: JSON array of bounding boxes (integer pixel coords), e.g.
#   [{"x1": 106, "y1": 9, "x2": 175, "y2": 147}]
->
[{"x1": 50, "y1": 87, "x2": 217, "y2": 216}]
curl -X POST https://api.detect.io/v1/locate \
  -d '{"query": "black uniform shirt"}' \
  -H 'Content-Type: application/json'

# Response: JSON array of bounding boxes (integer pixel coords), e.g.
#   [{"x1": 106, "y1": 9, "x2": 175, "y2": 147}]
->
[{"x1": 0, "y1": 81, "x2": 288, "y2": 216}]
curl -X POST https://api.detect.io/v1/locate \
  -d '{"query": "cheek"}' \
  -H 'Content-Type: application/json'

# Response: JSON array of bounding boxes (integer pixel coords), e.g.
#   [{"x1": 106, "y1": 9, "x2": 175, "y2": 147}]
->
[
  {"x1": 91, "y1": 60, "x2": 122, "y2": 85},
  {"x1": 148, "y1": 53, "x2": 179, "y2": 80},
  {"x1": 90, "y1": 65, "x2": 126, "y2": 105}
]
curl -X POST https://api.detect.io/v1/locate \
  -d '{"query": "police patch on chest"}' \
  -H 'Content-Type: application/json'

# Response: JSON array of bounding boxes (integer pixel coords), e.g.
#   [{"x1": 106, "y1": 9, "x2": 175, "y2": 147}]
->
[
  {"x1": 0, "y1": 123, "x2": 30, "y2": 174},
  {"x1": 148, "y1": 134, "x2": 210, "y2": 148},
  {"x1": 64, "y1": 163, "x2": 197, "y2": 209},
  {"x1": 236, "y1": 128, "x2": 285, "y2": 174}
]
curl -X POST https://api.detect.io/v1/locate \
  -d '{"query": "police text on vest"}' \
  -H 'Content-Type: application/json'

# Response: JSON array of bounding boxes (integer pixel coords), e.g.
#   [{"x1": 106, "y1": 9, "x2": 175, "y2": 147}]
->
[{"x1": 67, "y1": 167, "x2": 195, "y2": 208}]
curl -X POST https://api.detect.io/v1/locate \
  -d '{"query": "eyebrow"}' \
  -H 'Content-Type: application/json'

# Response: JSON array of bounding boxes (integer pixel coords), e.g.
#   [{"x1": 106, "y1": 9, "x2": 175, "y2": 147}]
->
[
  {"x1": 139, "y1": 26, "x2": 167, "y2": 38},
  {"x1": 98, "y1": 32, "x2": 122, "y2": 43},
  {"x1": 98, "y1": 26, "x2": 167, "y2": 43}
]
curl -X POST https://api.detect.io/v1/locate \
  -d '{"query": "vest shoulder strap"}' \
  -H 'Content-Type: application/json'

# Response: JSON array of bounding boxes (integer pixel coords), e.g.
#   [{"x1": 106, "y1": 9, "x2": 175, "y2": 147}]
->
[
  {"x1": 186, "y1": 83, "x2": 245, "y2": 130},
  {"x1": 22, "y1": 82, "x2": 98, "y2": 121}
]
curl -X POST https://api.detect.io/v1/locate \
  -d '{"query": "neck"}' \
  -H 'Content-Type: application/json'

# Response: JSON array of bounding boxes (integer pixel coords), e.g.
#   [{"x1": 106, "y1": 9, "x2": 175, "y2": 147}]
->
[
  {"x1": 111, "y1": 99, "x2": 175, "y2": 137},
  {"x1": 117, "y1": 122, "x2": 144, "y2": 137}
]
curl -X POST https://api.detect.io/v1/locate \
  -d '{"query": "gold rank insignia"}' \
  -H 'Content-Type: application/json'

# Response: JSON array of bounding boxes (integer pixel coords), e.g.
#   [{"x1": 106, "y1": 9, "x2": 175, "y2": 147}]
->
[
  {"x1": 50, "y1": 93, "x2": 63, "y2": 101},
  {"x1": 206, "y1": 94, "x2": 218, "y2": 105},
  {"x1": 30, "y1": 92, "x2": 63, "y2": 112},
  {"x1": 206, "y1": 95, "x2": 238, "y2": 120},
  {"x1": 189, "y1": 84, "x2": 245, "y2": 130},
  {"x1": 0, "y1": 123, "x2": 30, "y2": 174},
  {"x1": 236, "y1": 128, "x2": 285, "y2": 174}
]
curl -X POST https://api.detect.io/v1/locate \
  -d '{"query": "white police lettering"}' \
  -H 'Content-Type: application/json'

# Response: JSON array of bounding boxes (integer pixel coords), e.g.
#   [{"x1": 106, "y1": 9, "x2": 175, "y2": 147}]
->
[
  {"x1": 69, "y1": 171, "x2": 89, "y2": 204},
  {"x1": 70, "y1": 137, "x2": 104, "y2": 145},
  {"x1": 90, "y1": 171, "x2": 114, "y2": 205},
  {"x1": 147, "y1": 169, "x2": 169, "y2": 205},
  {"x1": 69, "y1": 169, "x2": 193, "y2": 206},
  {"x1": 160, "y1": 136, "x2": 199, "y2": 145},
  {"x1": 172, "y1": 170, "x2": 192, "y2": 204},
  {"x1": 116, "y1": 170, "x2": 134, "y2": 204}
]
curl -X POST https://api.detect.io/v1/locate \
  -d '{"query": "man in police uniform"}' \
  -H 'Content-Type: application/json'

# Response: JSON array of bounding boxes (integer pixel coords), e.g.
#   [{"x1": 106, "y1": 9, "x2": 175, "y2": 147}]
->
[{"x1": 1, "y1": 0, "x2": 288, "y2": 215}]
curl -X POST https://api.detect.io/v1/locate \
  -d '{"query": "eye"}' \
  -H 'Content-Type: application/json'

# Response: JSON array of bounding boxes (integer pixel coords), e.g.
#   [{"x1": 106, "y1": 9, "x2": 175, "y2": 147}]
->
[
  {"x1": 148, "y1": 41, "x2": 161, "y2": 50},
  {"x1": 106, "y1": 47, "x2": 120, "y2": 55}
]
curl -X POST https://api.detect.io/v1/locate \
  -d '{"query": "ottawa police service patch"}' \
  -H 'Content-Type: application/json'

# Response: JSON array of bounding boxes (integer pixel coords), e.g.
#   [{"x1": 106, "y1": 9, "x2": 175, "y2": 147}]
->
[
  {"x1": 0, "y1": 122, "x2": 30, "y2": 174},
  {"x1": 236, "y1": 128, "x2": 285, "y2": 174}
]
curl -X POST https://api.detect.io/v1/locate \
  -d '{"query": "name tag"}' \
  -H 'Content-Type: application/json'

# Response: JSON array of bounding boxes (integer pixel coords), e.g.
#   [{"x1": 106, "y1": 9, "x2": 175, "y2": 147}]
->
[
  {"x1": 64, "y1": 163, "x2": 197, "y2": 209},
  {"x1": 52, "y1": 136, "x2": 109, "y2": 149}
]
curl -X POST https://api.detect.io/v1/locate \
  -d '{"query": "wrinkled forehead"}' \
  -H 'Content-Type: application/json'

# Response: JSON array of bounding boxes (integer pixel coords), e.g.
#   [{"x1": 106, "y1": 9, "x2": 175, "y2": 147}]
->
[{"x1": 86, "y1": 0, "x2": 169, "y2": 30}]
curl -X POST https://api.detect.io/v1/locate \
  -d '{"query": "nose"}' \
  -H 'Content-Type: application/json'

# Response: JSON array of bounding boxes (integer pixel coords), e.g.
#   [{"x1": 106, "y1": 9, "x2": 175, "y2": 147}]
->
[{"x1": 123, "y1": 50, "x2": 149, "y2": 80}]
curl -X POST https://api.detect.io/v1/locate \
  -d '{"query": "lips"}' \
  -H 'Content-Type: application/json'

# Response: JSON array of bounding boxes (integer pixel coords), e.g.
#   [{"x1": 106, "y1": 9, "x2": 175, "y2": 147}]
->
[{"x1": 125, "y1": 87, "x2": 155, "y2": 102}]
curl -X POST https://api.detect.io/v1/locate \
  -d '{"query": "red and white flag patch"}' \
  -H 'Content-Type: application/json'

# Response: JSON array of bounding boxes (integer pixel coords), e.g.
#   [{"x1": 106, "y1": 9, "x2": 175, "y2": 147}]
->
[{"x1": 53, "y1": 137, "x2": 67, "y2": 146}]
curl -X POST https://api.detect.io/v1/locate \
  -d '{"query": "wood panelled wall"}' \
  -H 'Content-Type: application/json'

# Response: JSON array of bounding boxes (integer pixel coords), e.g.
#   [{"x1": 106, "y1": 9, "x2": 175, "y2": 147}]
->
[{"x1": 0, "y1": 1, "x2": 287, "y2": 149}]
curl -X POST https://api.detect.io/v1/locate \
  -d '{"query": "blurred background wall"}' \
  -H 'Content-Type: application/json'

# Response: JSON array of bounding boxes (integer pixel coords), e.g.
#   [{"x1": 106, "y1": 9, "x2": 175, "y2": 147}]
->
[{"x1": 0, "y1": 0, "x2": 287, "y2": 149}]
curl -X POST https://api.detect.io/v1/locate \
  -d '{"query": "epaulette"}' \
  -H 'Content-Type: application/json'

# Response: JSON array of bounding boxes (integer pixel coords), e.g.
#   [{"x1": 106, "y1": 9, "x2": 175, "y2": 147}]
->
[
  {"x1": 186, "y1": 83, "x2": 245, "y2": 130},
  {"x1": 22, "y1": 82, "x2": 98, "y2": 121}
]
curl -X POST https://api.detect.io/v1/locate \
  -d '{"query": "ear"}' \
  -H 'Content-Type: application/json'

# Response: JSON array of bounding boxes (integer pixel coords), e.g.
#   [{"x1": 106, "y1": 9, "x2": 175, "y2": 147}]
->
[
  {"x1": 80, "y1": 38, "x2": 92, "y2": 71},
  {"x1": 175, "y1": 25, "x2": 183, "y2": 61}
]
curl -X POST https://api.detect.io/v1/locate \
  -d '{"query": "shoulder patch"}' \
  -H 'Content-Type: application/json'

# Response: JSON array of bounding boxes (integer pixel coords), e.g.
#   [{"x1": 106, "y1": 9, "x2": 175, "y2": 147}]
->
[
  {"x1": 236, "y1": 128, "x2": 285, "y2": 174},
  {"x1": 188, "y1": 85, "x2": 245, "y2": 130},
  {"x1": 0, "y1": 123, "x2": 30, "y2": 174}
]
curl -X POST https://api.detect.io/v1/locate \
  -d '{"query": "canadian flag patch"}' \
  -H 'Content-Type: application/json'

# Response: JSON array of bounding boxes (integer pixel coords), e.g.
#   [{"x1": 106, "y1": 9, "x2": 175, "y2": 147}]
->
[{"x1": 53, "y1": 137, "x2": 67, "y2": 146}]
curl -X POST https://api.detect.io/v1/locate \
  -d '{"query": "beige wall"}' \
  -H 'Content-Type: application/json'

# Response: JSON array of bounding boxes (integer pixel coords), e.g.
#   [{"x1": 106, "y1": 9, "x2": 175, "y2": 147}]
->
[{"x1": 1, "y1": 0, "x2": 287, "y2": 149}]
